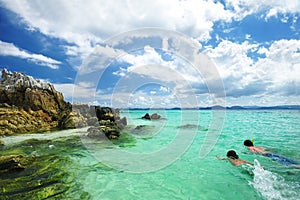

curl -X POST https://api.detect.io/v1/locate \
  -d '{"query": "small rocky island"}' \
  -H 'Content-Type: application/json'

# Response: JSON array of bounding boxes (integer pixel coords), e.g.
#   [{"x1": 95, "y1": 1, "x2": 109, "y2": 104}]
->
[{"x1": 0, "y1": 69, "x2": 126, "y2": 138}]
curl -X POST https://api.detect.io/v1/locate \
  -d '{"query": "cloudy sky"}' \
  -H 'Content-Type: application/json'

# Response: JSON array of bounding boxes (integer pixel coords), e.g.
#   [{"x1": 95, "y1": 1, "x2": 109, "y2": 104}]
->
[{"x1": 0, "y1": 0, "x2": 299, "y2": 108}]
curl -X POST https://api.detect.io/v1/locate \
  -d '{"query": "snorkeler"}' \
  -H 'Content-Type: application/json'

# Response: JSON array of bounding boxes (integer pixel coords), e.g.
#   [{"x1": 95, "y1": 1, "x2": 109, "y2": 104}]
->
[
  {"x1": 244, "y1": 139, "x2": 300, "y2": 169},
  {"x1": 216, "y1": 150, "x2": 253, "y2": 166}
]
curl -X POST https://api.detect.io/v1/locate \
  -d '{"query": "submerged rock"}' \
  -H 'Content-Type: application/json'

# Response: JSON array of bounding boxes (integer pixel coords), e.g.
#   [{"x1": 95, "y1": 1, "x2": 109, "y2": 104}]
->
[
  {"x1": 0, "y1": 154, "x2": 34, "y2": 173},
  {"x1": 0, "y1": 137, "x2": 91, "y2": 199},
  {"x1": 177, "y1": 124, "x2": 199, "y2": 129},
  {"x1": 150, "y1": 113, "x2": 161, "y2": 120},
  {"x1": 130, "y1": 125, "x2": 156, "y2": 137},
  {"x1": 87, "y1": 121, "x2": 121, "y2": 139}
]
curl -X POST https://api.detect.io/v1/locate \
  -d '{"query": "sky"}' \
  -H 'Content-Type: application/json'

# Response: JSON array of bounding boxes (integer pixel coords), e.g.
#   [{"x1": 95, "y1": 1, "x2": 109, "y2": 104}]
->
[{"x1": 0, "y1": 0, "x2": 299, "y2": 108}]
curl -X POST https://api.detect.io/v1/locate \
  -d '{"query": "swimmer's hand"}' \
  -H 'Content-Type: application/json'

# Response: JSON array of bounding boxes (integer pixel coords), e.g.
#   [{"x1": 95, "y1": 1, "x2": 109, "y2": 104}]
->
[{"x1": 216, "y1": 156, "x2": 226, "y2": 160}]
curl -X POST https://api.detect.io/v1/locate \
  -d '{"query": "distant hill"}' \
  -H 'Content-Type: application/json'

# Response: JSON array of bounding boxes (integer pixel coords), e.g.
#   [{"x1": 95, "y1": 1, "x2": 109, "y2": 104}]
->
[
  {"x1": 199, "y1": 105, "x2": 300, "y2": 110},
  {"x1": 127, "y1": 105, "x2": 300, "y2": 110}
]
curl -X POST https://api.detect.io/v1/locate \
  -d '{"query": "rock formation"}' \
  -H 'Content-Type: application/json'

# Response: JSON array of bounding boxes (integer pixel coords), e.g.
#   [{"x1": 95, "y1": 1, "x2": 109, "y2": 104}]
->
[
  {"x1": 0, "y1": 69, "x2": 70, "y2": 135},
  {"x1": 87, "y1": 106, "x2": 127, "y2": 139},
  {"x1": 141, "y1": 113, "x2": 161, "y2": 120},
  {"x1": 0, "y1": 69, "x2": 127, "y2": 138}
]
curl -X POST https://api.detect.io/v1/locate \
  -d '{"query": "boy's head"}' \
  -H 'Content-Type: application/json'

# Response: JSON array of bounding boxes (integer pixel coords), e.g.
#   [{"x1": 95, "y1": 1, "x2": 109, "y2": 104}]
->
[
  {"x1": 226, "y1": 150, "x2": 239, "y2": 159},
  {"x1": 244, "y1": 140, "x2": 254, "y2": 147}
]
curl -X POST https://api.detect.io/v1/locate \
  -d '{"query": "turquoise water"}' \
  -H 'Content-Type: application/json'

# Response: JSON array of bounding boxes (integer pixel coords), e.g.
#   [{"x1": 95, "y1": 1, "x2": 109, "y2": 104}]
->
[{"x1": 1, "y1": 110, "x2": 300, "y2": 199}]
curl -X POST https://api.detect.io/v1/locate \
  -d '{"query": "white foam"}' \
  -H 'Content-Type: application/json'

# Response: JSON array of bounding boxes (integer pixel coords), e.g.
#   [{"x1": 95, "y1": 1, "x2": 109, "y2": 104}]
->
[
  {"x1": 249, "y1": 159, "x2": 298, "y2": 200},
  {"x1": 0, "y1": 127, "x2": 89, "y2": 145}
]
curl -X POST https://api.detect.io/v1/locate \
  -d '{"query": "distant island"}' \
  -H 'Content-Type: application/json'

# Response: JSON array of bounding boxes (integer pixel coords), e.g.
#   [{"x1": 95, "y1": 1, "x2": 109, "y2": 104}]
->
[{"x1": 127, "y1": 105, "x2": 300, "y2": 110}]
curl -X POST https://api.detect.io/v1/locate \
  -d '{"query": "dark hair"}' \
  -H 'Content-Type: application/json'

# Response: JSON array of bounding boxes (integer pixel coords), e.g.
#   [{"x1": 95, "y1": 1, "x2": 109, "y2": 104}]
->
[
  {"x1": 244, "y1": 140, "x2": 254, "y2": 147},
  {"x1": 227, "y1": 150, "x2": 239, "y2": 159}
]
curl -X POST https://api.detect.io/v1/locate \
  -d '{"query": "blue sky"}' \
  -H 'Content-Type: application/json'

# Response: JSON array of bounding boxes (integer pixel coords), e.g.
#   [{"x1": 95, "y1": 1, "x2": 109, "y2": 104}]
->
[{"x1": 0, "y1": 0, "x2": 299, "y2": 108}]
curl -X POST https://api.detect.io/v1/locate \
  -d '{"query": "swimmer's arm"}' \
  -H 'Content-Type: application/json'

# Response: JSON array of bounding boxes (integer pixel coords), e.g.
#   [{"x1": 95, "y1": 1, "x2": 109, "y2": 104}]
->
[
  {"x1": 216, "y1": 156, "x2": 227, "y2": 160},
  {"x1": 263, "y1": 147, "x2": 272, "y2": 151},
  {"x1": 243, "y1": 160, "x2": 253, "y2": 165}
]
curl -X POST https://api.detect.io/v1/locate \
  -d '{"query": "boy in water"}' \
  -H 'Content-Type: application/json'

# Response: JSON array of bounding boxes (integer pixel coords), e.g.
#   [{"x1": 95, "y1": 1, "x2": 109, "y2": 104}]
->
[
  {"x1": 244, "y1": 139, "x2": 300, "y2": 169},
  {"x1": 216, "y1": 150, "x2": 253, "y2": 166}
]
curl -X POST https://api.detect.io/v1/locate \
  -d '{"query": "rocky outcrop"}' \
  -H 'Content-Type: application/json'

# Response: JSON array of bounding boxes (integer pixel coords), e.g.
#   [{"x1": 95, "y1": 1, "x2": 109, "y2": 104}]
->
[
  {"x1": 0, "y1": 69, "x2": 67, "y2": 115},
  {"x1": 0, "y1": 69, "x2": 127, "y2": 137},
  {"x1": 141, "y1": 113, "x2": 161, "y2": 120},
  {"x1": 87, "y1": 106, "x2": 127, "y2": 139},
  {"x1": 0, "y1": 69, "x2": 71, "y2": 135}
]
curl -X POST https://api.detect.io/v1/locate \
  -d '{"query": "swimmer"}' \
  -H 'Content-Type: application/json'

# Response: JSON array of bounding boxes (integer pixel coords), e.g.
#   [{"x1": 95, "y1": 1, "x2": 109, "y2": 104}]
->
[
  {"x1": 244, "y1": 139, "x2": 300, "y2": 169},
  {"x1": 216, "y1": 150, "x2": 253, "y2": 166}
]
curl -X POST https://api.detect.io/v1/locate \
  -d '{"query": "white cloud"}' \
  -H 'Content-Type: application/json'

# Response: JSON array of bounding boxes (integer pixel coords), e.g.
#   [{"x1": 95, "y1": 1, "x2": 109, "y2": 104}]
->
[
  {"x1": 2, "y1": 0, "x2": 299, "y2": 72},
  {"x1": 0, "y1": 40, "x2": 61, "y2": 69},
  {"x1": 204, "y1": 40, "x2": 259, "y2": 80},
  {"x1": 159, "y1": 86, "x2": 170, "y2": 93},
  {"x1": 203, "y1": 39, "x2": 300, "y2": 100},
  {"x1": 256, "y1": 39, "x2": 300, "y2": 92},
  {"x1": 2, "y1": 1, "x2": 299, "y2": 106},
  {"x1": 0, "y1": 0, "x2": 234, "y2": 64},
  {"x1": 225, "y1": 0, "x2": 300, "y2": 20}
]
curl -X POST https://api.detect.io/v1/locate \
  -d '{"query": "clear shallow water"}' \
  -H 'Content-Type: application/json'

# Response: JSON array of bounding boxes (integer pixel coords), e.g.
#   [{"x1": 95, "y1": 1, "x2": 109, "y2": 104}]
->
[{"x1": 1, "y1": 110, "x2": 300, "y2": 199}]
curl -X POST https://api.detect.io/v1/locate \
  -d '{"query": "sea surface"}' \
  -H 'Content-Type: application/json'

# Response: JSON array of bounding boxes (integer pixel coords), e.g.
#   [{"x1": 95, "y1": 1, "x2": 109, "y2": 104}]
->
[{"x1": 1, "y1": 110, "x2": 300, "y2": 200}]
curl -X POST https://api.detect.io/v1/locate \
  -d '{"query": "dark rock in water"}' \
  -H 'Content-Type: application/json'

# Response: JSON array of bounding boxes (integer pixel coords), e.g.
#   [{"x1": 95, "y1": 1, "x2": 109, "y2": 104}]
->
[
  {"x1": 0, "y1": 154, "x2": 35, "y2": 173},
  {"x1": 0, "y1": 140, "x2": 4, "y2": 146},
  {"x1": 142, "y1": 113, "x2": 151, "y2": 120},
  {"x1": 87, "y1": 106, "x2": 127, "y2": 140},
  {"x1": 87, "y1": 121, "x2": 120, "y2": 139},
  {"x1": 150, "y1": 113, "x2": 161, "y2": 120},
  {"x1": 141, "y1": 113, "x2": 161, "y2": 120}
]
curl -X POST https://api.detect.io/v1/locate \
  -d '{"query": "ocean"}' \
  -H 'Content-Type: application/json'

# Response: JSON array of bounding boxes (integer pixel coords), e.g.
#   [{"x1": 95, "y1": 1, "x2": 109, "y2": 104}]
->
[{"x1": 1, "y1": 110, "x2": 300, "y2": 200}]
